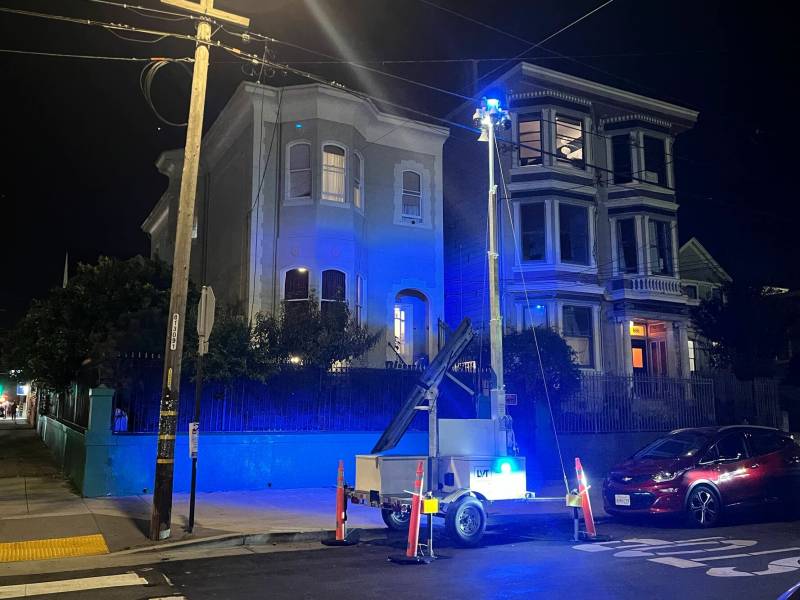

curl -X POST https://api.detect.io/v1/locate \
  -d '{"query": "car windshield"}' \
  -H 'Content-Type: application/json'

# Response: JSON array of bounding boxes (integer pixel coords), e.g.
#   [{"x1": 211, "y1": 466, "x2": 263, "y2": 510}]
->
[{"x1": 634, "y1": 432, "x2": 711, "y2": 460}]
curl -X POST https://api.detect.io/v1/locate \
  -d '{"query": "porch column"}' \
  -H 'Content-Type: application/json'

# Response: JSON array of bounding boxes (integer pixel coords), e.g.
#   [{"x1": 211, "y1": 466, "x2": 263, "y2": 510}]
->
[
  {"x1": 676, "y1": 321, "x2": 690, "y2": 378},
  {"x1": 618, "y1": 318, "x2": 633, "y2": 376}
]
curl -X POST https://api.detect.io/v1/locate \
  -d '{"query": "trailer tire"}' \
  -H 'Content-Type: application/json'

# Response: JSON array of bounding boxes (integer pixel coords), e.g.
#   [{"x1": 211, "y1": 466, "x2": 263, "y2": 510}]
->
[
  {"x1": 445, "y1": 496, "x2": 486, "y2": 547},
  {"x1": 381, "y1": 508, "x2": 410, "y2": 531}
]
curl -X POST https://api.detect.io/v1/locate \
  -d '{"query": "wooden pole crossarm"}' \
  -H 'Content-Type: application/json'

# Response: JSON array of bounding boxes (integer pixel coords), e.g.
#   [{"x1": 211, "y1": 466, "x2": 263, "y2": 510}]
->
[{"x1": 161, "y1": 0, "x2": 250, "y2": 28}]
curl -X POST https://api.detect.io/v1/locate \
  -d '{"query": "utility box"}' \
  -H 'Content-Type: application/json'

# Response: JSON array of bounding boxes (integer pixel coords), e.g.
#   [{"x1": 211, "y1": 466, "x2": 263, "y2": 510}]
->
[
  {"x1": 439, "y1": 455, "x2": 527, "y2": 501},
  {"x1": 355, "y1": 455, "x2": 428, "y2": 496}
]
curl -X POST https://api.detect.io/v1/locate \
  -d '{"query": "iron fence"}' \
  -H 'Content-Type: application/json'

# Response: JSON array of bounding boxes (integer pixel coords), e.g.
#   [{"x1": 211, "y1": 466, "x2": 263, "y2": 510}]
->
[
  {"x1": 550, "y1": 374, "x2": 716, "y2": 433},
  {"x1": 112, "y1": 364, "x2": 428, "y2": 434}
]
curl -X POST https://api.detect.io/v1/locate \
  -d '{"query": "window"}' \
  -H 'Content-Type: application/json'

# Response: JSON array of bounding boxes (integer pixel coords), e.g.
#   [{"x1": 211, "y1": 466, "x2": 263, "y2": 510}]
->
[
  {"x1": 559, "y1": 204, "x2": 590, "y2": 265},
  {"x1": 611, "y1": 134, "x2": 633, "y2": 184},
  {"x1": 749, "y1": 431, "x2": 788, "y2": 457},
  {"x1": 616, "y1": 218, "x2": 638, "y2": 274},
  {"x1": 394, "y1": 305, "x2": 408, "y2": 361},
  {"x1": 284, "y1": 268, "x2": 310, "y2": 320},
  {"x1": 687, "y1": 339, "x2": 697, "y2": 372},
  {"x1": 322, "y1": 144, "x2": 346, "y2": 202},
  {"x1": 288, "y1": 142, "x2": 312, "y2": 201},
  {"x1": 401, "y1": 170, "x2": 422, "y2": 219},
  {"x1": 643, "y1": 135, "x2": 667, "y2": 186},
  {"x1": 321, "y1": 269, "x2": 346, "y2": 319},
  {"x1": 520, "y1": 203, "x2": 545, "y2": 261},
  {"x1": 522, "y1": 303, "x2": 547, "y2": 329},
  {"x1": 518, "y1": 115, "x2": 542, "y2": 166},
  {"x1": 715, "y1": 433, "x2": 748, "y2": 462},
  {"x1": 555, "y1": 115, "x2": 584, "y2": 168},
  {"x1": 562, "y1": 305, "x2": 594, "y2": 367},
  {"x1": 352, "y1": 152, "x2": 363, "y2": 209},
  {"x1": 685, "y1": 284, "x2": 698, "y2": 300},
  {"x1": 355, "y1": 275, "x2": 364, "y2": 325},
  {"x1": 648, "y1": 219, "x2": 674, "y2": 275}
]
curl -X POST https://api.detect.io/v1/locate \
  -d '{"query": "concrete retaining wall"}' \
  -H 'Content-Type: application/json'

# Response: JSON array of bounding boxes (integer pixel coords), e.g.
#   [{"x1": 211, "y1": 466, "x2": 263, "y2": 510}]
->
[{"x1": 36, "y1": 415, "x2": 86, "y2": 492}]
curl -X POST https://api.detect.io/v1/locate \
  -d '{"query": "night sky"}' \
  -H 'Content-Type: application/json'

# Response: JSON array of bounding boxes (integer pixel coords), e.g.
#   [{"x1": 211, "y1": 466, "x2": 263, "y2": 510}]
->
[{"x1": 1, "y1": 0, "x2": 797, "y2": 331}]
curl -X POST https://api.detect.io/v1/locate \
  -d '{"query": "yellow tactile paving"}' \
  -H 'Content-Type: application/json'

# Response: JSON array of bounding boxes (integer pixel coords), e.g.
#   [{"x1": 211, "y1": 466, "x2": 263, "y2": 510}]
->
[{"x1": 0, "y1": 534, "x2": 109, "y2": 563}]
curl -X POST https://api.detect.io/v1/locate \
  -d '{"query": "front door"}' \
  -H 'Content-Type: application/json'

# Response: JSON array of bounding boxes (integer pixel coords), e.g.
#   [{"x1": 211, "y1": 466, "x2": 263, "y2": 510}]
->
[
  {"x1": 631, "y1": 339, "x2": 648, "y2": 376},
  {"x1": 712, "y1": 431, "x2": 763, "y2": 506}
]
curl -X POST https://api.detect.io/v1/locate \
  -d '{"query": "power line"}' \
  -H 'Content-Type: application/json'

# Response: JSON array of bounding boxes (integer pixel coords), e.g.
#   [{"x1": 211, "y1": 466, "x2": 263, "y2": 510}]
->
[{"x1": 0, "y1": 48, "x2": 186, "y2": 62}]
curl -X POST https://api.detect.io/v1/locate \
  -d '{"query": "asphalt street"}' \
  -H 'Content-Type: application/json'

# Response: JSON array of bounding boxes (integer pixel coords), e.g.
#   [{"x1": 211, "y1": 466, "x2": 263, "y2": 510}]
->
[{"x1": 2, "y1": 513, "x2": 799, "y2": 599}]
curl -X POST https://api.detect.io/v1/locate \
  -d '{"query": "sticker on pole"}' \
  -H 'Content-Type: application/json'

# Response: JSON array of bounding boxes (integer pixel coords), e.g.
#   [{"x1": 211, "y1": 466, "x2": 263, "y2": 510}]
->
[
  {"x1": 189, "y1": 422, "x2": 199, "y2": 458},
  {"x1": 170, "y1": 313, "x2": 180, "y2": 350}
]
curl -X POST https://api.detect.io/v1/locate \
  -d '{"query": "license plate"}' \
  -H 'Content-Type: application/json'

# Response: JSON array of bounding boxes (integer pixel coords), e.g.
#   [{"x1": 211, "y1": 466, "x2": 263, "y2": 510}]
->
[{"x1": 614, "y1": 494, "x2": 631, "y2": 506}]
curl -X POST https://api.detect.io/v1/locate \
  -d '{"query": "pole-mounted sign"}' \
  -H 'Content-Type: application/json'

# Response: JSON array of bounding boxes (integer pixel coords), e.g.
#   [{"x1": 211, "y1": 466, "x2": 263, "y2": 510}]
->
[{"x1": 196, "y1": 285, "x2": 216, "y2": 354}]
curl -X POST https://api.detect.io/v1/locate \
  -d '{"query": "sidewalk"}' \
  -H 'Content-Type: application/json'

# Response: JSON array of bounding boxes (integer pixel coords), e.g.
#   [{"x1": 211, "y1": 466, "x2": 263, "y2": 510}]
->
[{"x1": 1, "y1": 422, "x2": 603, "y2": 566}]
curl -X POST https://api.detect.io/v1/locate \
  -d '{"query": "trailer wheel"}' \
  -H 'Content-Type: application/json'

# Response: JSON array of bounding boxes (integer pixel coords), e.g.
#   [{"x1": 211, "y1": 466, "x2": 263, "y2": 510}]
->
[
  {"x1": 381, "y1": 508, "x2": 410, "y2": 530},
  {"x1": 445, "y1": 496, "x2": 486, "y2": 547}
]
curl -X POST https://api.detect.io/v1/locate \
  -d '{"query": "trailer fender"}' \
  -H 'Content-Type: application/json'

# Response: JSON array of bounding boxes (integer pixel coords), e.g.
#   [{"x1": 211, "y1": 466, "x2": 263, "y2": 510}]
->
[{"x1": 440, "y1": 489, "x2": 488, "y2": 513}]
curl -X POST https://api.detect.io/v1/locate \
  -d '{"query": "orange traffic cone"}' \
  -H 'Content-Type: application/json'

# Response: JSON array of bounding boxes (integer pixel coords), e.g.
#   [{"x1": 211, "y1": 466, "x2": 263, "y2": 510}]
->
[
  {"x1": 322, "y1": 460, "x2": 358, "y2": 546},
  {"x1": 574, "y1": 457, "x2": 610, "y2": 542},
  {"x1": 389, "y1": 460, "x2": 432, "y2": 564}
]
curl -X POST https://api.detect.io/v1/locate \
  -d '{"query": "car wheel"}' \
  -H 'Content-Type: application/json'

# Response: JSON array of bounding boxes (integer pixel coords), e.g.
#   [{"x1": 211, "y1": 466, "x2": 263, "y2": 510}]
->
[
  {"x1": 686, "y1": 485, "x2": 721, "y2": 527},
  {"x1": 381, "y1": 508, "x2": 410, "y2": 531},
  {"x1": 445, "y1": 496, "x2": 486, "y2": 547}
]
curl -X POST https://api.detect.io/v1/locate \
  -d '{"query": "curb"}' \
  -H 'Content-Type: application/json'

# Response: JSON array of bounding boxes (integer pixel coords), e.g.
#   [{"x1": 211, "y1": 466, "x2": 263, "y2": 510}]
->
[{"x1": 117, "y1": 527, "x2": 390, "y2": 555}]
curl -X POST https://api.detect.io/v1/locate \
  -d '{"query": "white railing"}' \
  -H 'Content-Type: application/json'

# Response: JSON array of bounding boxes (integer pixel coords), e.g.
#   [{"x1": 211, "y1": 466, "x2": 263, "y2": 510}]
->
[{"x1": 629, "y1": 275, "x2": 683, "y2": 296}]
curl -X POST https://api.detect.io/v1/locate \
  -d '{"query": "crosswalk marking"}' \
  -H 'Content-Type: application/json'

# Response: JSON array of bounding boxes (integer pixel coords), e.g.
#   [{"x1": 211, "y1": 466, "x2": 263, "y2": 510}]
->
[{"x1": 0, "y1": 572, "x2": 147, "y2": 598}]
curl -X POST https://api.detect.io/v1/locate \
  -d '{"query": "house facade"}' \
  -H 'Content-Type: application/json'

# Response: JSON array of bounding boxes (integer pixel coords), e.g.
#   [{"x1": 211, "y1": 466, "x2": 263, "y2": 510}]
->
[
  {"x1": 445, "y1": 63, "x2": 700, "y2": 378},
  {"x1": 142, "y1": 82, "x2": 449, "y2": 367},
  {"x1": 679, "y1": 237, "x2": 732, "y2": 373}
]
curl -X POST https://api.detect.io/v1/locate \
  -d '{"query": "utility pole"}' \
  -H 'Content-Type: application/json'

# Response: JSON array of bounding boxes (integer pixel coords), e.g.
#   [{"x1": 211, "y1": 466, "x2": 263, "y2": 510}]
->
[
  {"x1": 473, "y1": 98, "x2": 510, "y2": 454},
  {"x1": 150, "y1": 0, "x2": 249, "y2": 542}
]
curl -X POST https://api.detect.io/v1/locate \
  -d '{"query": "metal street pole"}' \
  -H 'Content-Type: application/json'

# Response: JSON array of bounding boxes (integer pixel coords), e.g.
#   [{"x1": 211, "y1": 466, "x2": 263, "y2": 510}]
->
[{"x1": 150, "y1": 0, "x2": 248, "y2": 542}]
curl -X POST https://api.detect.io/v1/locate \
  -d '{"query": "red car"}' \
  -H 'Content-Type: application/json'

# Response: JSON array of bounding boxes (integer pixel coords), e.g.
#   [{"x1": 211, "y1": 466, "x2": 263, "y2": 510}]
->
[{"x1": 603, "y1": 426, "x2": 800, "y2": 527}]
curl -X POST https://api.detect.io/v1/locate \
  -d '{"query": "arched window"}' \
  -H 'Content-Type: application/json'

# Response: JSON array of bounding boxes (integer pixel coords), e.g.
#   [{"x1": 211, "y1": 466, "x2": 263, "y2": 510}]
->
[
  {"x1": 284, "y1": 268, "x2": 310, "y2": 321},
  {"x1": 287, "y1": 142, "x2": 311, "y2": 201},
  {"x1": 352, "y1": 152, "x2": 363, "y2": 210},
  {"x1": 321, "y1": 269, "x2": 346, "y2": 319},
  {"x1": 322, "y1": 144, "x2": 346, "y2": 202},
  {"x1": 401, "y1": 170, "x2": 421, "y2": 219}
]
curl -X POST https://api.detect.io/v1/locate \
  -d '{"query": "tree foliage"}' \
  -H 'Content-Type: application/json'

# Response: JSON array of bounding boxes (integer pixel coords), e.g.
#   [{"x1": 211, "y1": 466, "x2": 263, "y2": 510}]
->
[
  {"x1": 466, "y1": 326, "x2": 581, "y2": 400},
  {"x1": 691, "y1": 282, "x2": 798, "y2": 379}
]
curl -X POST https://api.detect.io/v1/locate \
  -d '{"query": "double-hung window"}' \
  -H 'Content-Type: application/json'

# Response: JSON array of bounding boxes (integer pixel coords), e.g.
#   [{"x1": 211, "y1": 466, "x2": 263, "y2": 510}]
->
[
  {"x1": 352, "y1": 152, "x2": 363, "y2": 209},
  {"x1": 562, "y1": 305, "x2": 594, "y2": 368},
  {"x1": 284, "y1": 268, "x2": 310, "y2": 321},
  {"x1": 322, "y1": 144, "x2": 346, "y2": 202},
  {"x1": 518, "y1": 115, "x2": 543, "y2": 166},
  {"x1": 555, "y1": 115, "x2": 584, "y2": 168},
  {"x1": 643, "y1": 135, "x2": 667, "y2": 186},
  {"x1": 288, "y1": 142, "x2": 312, "y2": 201},
  {"x1": 648, "y1": 219, "x2": 674, "y2": 275},
  {"x1": 559, "y1": 204, "x2": 589, "y2": 265},
  {"x1": 321, "y1": 269, "x2": 346, "y2": 319},
  {"x1": 401, "y1": 170, "x2": 422, "y2": 219},
  {"x1": 520, "y1": 203, "x2": 545, "y2": 261},
  {"x1": 611, "y1": 134, "x2": 633, "y2": 184},
  {"x1": 616, "y1": 218, "x2": 638, "y2": 274}
]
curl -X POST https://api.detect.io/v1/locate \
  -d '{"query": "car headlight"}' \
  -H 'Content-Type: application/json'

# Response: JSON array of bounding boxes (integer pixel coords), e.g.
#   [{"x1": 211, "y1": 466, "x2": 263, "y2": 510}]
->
[{"x1": 652, "y1": 471, "x2": 682, "y2": 483}]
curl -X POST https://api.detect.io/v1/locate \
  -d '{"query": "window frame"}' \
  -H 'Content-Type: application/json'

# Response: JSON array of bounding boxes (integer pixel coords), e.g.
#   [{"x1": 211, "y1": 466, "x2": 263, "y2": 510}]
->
[
  {"x1": 558, "y1": 202, "x2": 591, "y2": 266},
  {"x1": 284, "y1": 268, "x2": 310, "y2": 302},
  {"x1": 647, "y1": 218, "x2": 675, "y2": 276},
  {"x1": 285, "y1": 140, "x2": 313, "y2": 205},
  {"x1": 642, "y1": 134, "x2": 668, "y2": 187},
  {"x1": 320, "y1": 269, "x2": 347, "y2": 319},
  {"x1": 401, "y1": 169, "x2": 423, "y2": 221},
  {"x1": 554, "y1": 113, "x2": 585, "y2": 169},
  {"x1": 561, "y1": 304, "x2": 595, "y2": 368},
  {"x1": 517, "y1": 113, "x2": 543, "y2": 167},
  {"x1": 351, "y1": 150, "x2": 364, "y2": 211},
  {"x1": 355, "y1": 274, "x2": 364, "y2": 325},
  {"x1": 519, "y1": 201, "x2": 547, "y2": 262},
  {"x1": 321, "y1": 142, "x2": 347, "y2": 204},
  {"x1": 615, "y1": 218, "x2": 638, "y2": 274}
]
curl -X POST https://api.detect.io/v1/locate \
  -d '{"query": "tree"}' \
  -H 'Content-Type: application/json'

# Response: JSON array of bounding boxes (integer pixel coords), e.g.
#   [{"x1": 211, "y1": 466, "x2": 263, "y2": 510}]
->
[
  {"x1": 691, "y1": 282, "x2": 798, "y2": 379},
  {"x1": 5, "y1": 256, "x2": 178, "y2": 388},
  {"x1": 466, "y1": 326, "x2": 581, "y2": 400}
]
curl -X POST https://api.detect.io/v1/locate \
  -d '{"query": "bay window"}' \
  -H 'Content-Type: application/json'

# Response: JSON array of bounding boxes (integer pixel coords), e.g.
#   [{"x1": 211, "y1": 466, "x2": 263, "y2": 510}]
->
[
  {"x1": 287, "y1": 142, "x2": 312, "y2": 201},
  {"x1": 352, "y1": 151, "x2": 363, "y2": 209},
  {"x1": 559, "y1": 203, "x2": 589, "y2": 265},
  {"x1": 520, "y1": 202, "x2": 545, "y2": 261},
  {"x1": 611, "y1": 134, "x2": 633, "y2": 184},
  {"x1": 518, "y1": 114, "x2": 543, "y2": 166},
  {"x1": 284, "y1": 268, "x2": 310, "y2": 321},
  {"x1": 322, "y1": 144, "x2": 346, "y2": 202},
  {"x1": 555, "y1": 115, "x2": 584, "y2": 168},
  {"x1": 643, "y1": 135, "x2": 667, "y2": 186},
  {"x1": 562, "y1": 305, "x2": 594, "y2": 368},
  {"x1": 648, "y1": 219, "x2": 674, "y2": 276},
  {"x1": 616, "y1": 218, "x2": 638, "y2": 274},
  {"x1": 321, "y1": 269, "x2": 346, "y2": 319}
]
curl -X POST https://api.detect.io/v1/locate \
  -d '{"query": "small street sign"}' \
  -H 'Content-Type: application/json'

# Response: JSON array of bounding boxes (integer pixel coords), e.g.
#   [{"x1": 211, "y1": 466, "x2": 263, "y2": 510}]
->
[
  {"x1": 189, "y1": 422, "x2": 199, "y2": 458},
  {"x1": 196, "y1": 286, "x2": 216, "y2": 355}
]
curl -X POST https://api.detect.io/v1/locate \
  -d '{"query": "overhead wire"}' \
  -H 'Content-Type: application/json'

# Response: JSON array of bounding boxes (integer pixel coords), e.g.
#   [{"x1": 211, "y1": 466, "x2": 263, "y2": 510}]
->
[{"x1": 0, "y1": 48, "x2": 184, "y2": 62}]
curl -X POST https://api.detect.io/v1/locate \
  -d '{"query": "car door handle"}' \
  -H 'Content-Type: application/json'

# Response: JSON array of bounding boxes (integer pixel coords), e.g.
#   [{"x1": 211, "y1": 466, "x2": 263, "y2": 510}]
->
[{"x1": 749, "y1": 463, "x2": 760, "y2": 469}]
